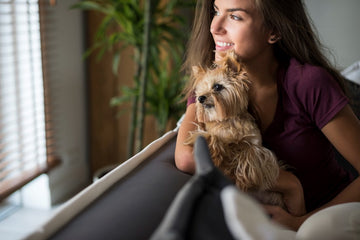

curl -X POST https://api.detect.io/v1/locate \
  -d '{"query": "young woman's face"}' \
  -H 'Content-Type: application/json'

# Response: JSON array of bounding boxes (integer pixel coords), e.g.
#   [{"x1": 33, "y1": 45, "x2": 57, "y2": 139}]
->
[{"x1": 210, "y1": 0, "x2": 272, "y2": 63}]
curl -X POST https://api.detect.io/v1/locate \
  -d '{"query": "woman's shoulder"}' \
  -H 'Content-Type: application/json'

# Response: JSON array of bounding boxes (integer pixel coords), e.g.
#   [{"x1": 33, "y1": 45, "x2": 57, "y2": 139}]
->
[
  {"x1": 281, "y1": 58, "x2": 344, "y2": 103},
  {"x1": 283, "y1": 58, "x2": 334, "y2": 91},
  {"x1": 280, "y1": 58, "x2": 348, "y2": 127}
]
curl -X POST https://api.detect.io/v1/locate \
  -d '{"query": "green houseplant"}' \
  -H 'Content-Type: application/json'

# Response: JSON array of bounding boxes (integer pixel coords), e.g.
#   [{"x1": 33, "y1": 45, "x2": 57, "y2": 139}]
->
[{"x1": 72, "y1": 0, "x2": 194, "y2": 157}]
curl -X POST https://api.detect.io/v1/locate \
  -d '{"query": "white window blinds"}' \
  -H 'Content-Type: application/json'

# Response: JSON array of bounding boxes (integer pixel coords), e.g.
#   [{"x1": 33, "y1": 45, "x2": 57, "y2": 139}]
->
[{"x1": 0, "y1": 0, "x2": 59, "y2": 201}]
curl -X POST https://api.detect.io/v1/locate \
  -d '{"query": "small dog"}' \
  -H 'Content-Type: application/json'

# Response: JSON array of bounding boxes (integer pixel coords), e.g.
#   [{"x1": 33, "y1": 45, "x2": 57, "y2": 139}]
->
[{"x1": 185, "y1": 51, "x2": 285, "y2": 208}]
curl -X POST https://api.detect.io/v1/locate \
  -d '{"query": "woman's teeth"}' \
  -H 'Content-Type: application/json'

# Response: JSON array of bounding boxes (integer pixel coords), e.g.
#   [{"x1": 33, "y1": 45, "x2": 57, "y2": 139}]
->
[{"x1": 216, "y1": 42, "x2": 234, "y2": 47}]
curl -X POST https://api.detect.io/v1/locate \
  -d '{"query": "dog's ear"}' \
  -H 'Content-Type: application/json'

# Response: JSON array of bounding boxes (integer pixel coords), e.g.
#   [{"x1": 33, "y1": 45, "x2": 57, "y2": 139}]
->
[
  {"x1": 214, "y1": 50, "x2": 226, "y2": 61},
  {"x1": 192, "y1": 65, "x2": 207, "y2": 91},
  {"x1": 215, "y1": 50, "x2": 243, "y2": 75},
  {"x1": 192, "y1": 65, "x2": 206, "y2": 77},
  {"x1": 224, "y1": 51, "x2": 242, "y2": 73}
]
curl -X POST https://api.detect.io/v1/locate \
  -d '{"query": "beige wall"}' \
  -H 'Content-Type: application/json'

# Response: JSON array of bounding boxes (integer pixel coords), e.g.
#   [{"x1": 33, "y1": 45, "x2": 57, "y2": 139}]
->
[{"x1": 305, "y1": 0, "x2": 360, "y2": 69}]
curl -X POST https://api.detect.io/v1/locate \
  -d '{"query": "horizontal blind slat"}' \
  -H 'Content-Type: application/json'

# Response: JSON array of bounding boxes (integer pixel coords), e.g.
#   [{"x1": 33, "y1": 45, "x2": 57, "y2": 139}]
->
[{"x1": 0, "y1": 0, "x2": 59, "y2": 201}]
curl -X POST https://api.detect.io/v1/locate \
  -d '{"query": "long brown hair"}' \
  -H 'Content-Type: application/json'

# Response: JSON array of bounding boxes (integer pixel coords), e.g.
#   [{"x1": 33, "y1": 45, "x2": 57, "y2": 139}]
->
[
  {"x1": 254, "y1": 0, "x2": 346, "y2": 91},
  {"x1": 183, "y1": 0, "x2": 346, "y2": 98}
]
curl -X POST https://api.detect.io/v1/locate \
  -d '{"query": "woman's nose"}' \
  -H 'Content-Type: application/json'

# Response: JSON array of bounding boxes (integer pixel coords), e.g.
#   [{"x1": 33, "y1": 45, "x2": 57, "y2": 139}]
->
[{"x1": 210, "y1": 17, "x2": 226, "y2": 35}]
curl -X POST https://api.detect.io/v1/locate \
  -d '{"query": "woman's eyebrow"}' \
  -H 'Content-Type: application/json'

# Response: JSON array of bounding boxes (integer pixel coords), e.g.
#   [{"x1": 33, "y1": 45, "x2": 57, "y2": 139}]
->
[{"x1": 214, "y1": 4, "x2": 248, "y2": 13}]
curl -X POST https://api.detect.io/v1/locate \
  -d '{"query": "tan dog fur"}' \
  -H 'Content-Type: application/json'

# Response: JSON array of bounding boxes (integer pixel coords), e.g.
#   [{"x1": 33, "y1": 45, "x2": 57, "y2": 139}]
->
[{"x1": 185, "y1": 51, "x2": 285, "y2": 208}]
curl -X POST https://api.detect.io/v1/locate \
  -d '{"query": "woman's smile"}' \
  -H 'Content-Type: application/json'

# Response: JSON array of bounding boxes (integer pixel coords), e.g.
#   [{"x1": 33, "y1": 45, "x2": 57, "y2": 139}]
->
[
  {"x1": 211, "y1": 0, "x2": 272, "y2": 62},
  {"x1": 215, "y1": 41, "x2": 235, "y2": 51}
]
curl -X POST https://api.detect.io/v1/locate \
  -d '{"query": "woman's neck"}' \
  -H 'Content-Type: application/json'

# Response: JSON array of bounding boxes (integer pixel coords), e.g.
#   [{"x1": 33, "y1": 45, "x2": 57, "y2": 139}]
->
[
  {"x1": 244, "y1": 55, "x2": 279, "y2": 88},
  {"x1": 244, "y1": 55, "x2": 280, "y2": 132}
]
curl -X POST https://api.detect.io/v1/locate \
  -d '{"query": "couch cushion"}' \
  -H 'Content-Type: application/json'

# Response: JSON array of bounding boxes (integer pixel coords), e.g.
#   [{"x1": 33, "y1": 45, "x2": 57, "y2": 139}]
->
[{"x1": 49, "y1": 135, "x2": 191, "y2": 240}]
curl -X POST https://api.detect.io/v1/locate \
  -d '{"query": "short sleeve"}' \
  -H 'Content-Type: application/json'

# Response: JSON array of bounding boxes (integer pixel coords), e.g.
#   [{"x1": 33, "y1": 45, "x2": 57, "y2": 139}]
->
[{"x1": 296, "y1": 66, "x2": 348, "y2": 129}]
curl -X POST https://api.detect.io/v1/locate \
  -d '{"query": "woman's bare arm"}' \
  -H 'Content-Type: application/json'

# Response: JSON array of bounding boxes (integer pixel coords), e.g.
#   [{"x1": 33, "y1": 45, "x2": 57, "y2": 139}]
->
[
  {"x1": 319, "y1": 104, "x2": 360, "y2": 207},
  {"x1": 175, "y1": 103, "x2": 197, "y2": 174},
  {"x1": 266, "y1": 104, "x2": 360, "y2": 230}
]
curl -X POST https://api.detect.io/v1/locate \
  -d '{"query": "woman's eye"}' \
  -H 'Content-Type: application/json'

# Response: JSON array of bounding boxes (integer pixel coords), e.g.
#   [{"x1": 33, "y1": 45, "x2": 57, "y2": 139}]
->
[
  {"x1": 213, "y1": 84, "x2": 224, "y2": 92},
  {"x1": 213, "y1": 10, "x2": 220, "y2": 16},
  {"x1": 230, "y1": 14, "x2": 242, "y2": 21}
]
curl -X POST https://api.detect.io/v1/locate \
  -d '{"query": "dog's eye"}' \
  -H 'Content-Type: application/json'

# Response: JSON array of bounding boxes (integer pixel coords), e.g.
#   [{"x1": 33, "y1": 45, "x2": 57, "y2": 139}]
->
[{"x1": 213, "y1": 84, "x2": 224, "y2": 92}]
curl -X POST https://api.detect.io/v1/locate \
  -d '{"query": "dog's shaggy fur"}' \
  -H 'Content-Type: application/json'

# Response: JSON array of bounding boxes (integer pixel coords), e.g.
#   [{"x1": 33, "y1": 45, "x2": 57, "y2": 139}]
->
[{"x1": 185, "y1": 51, "x2": 285, "y2": 208}]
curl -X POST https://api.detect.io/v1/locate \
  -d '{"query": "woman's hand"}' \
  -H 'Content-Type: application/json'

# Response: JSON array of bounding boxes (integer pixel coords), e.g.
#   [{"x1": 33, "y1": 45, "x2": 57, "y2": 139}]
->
[
  {"x1": 273, "y1": 169, "x2": 306, "y2": 216},
  {"x1": 263, "y1": 205, "x2": 306, "y2": 231}
]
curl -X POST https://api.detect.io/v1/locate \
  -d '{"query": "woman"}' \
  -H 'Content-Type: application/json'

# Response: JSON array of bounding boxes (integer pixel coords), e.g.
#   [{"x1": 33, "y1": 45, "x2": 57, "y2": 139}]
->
[{"x1": 175, "y1": 0, "x2": 360, "y2": 235}]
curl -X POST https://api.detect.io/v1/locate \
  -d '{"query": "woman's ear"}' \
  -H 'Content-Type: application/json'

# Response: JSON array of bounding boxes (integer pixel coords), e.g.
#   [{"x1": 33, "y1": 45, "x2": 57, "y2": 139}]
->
[{"x1": 268, "y1": 33, "x2": 281, "y2": 44}]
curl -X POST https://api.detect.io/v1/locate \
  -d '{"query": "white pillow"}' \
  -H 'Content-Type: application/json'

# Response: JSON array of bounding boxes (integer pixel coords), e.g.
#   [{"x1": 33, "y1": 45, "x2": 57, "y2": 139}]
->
[
  {"x1": 220, "y1": 186, "x2": 296, "y2": 240},
  {"x1": 341, "y1": 61, "x2": 360, "y2": 85}
]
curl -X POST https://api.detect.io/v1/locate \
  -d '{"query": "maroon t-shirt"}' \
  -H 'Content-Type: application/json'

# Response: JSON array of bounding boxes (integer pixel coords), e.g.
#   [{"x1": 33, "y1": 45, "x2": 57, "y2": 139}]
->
[{"x1": 187, "y1": 58, "x2": 354, "y2": 211}]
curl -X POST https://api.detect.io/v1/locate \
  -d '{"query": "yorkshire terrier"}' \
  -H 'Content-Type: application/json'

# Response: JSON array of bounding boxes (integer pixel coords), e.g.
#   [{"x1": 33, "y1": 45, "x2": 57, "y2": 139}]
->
[{"x1": 185, "y1": 51, "x2": 285, "y2": 209}]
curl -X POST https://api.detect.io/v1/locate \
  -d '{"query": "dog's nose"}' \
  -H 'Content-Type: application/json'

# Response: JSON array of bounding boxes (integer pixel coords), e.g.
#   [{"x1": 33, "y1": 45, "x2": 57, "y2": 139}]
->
[{"x1": 198, "y1": 96, "x2": 206, "y2": 104}]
